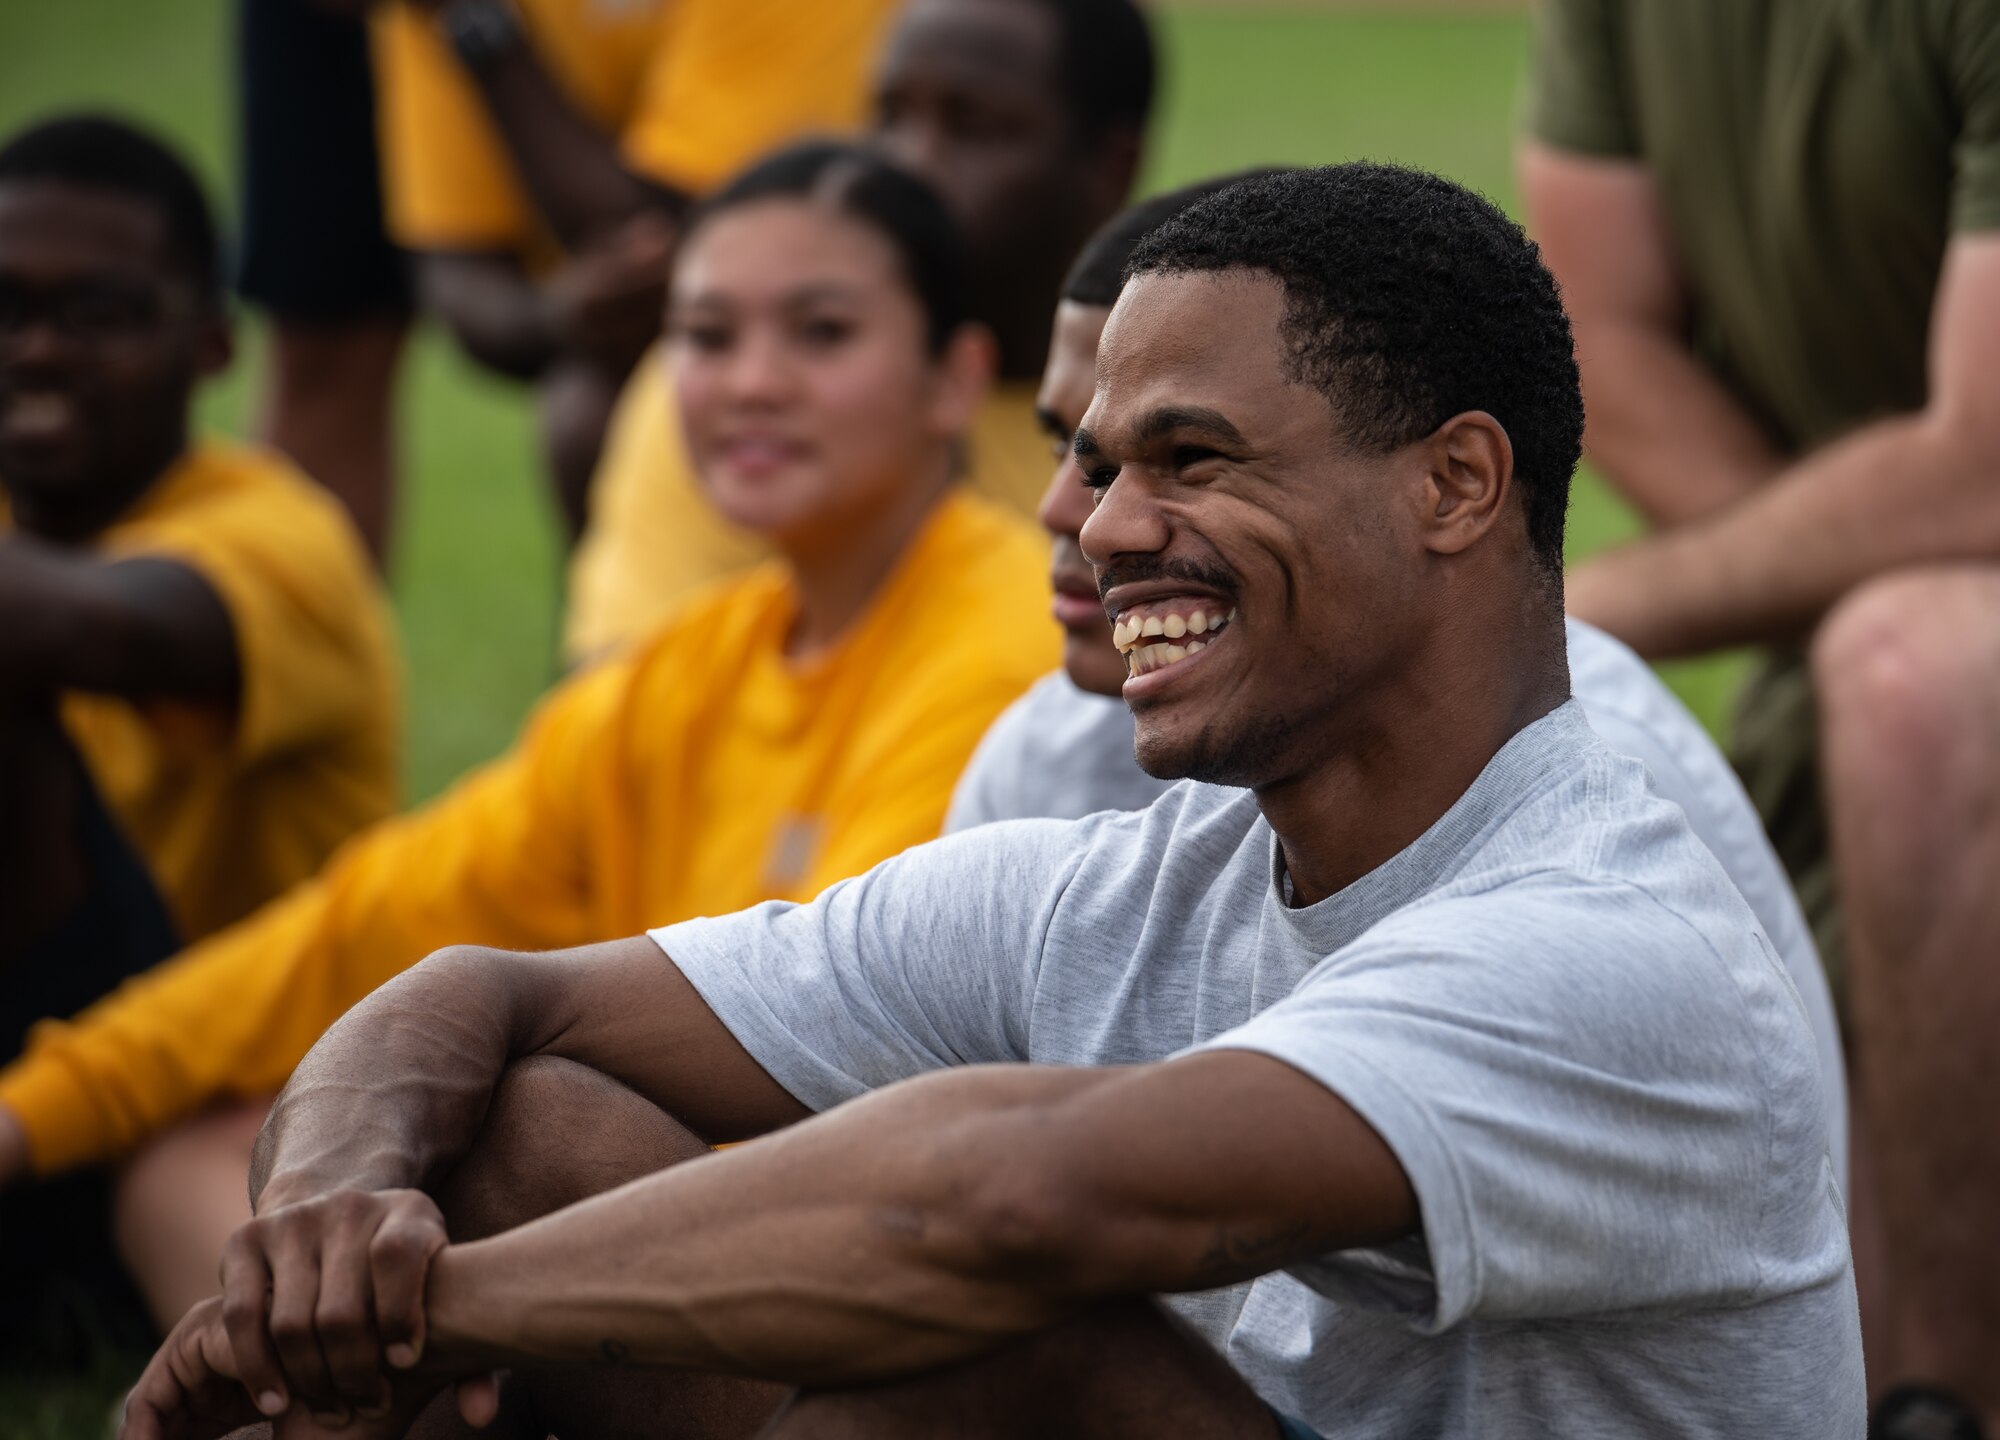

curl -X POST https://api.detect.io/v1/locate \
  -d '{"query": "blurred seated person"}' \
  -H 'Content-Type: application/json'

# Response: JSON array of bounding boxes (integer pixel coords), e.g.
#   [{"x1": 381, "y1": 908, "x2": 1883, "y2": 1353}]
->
[
  {"x1": 0, "y1": 115, "x2": 397, "y2": 1360},
  {"x1": 564, "y1": 0, "x2": 1152, "y2": 661},
  {"x1": 369, "y1": 0, "x2": 903, "y2": 535},
  {"x1": 949, "y1": 174, "x2": 1850, "y2": 1191},
  {"x1": 0, "y1": 143, "x2": 1057, "y2": 1334},
  {"x1": 1520, "y1": 1, "x2": 2000, "y2": 1426}
]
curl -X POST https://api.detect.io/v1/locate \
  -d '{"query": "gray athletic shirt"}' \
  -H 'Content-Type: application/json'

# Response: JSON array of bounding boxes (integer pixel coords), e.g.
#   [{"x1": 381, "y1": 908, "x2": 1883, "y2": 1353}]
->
[
  {"x1": 947, "y1": 618, "x2": 1849, "y2": 1189},
  {"x1": 656, "y1": 702, "x2": 1863, "y2": 1436}
]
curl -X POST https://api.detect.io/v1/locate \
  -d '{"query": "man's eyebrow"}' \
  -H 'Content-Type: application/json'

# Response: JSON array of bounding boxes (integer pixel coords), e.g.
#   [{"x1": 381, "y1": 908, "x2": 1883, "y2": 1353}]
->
[
  {"x1": 1034, "y1": 405, "x2": 1070, "y2": 440},
  {"x1": 1073, "y1": 425, "x2": 1102, "y2": 459},
  {"x1": 1134, "y1": 405, "x2": 1250, "y2": 448}
]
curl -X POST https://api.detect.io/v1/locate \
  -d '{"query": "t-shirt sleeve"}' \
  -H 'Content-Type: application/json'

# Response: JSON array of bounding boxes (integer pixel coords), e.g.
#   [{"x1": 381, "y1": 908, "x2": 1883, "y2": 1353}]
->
[
  {"x1": 1190, "y1": 882, "x2": 1798, "y2": 1332},
  {"x1": 1949, "y1": 0, "x2": 2000, "y2": 232},
  {"x1": 1523, "y1": 0, "x2": 1639, "y2": 159},
  {"x1": 102, "y1": 468, "x2": 395, "y2": 768},
  {"x1": 653, "y1": 820, "x2": 1085, "y2": 1111},
  {"x1": 370, "y1": 3, "x2": 532, "y2": 250},
  {"x1": 619, "y1": 0, "x2": 891, "y2": 194}
]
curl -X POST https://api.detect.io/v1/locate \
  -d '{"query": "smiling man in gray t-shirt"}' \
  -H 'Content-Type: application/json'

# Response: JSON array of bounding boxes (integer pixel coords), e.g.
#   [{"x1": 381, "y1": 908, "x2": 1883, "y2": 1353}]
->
[{"x1": 124, "y1": 165, "x2": 1862, "y2": 1440}]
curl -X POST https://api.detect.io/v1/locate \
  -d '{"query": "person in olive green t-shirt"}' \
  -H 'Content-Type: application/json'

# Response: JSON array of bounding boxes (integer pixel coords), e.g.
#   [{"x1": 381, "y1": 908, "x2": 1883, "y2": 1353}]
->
[{"x1": 1521, "y1": 0, "x2": 2000, "y2": 1430}]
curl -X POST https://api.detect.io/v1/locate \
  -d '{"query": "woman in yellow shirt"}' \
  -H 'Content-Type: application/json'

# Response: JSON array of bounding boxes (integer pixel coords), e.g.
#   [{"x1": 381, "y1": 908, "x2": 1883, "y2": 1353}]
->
[{"x1": 0, "y1": 141, "x2": 1061, "y2": 1328}]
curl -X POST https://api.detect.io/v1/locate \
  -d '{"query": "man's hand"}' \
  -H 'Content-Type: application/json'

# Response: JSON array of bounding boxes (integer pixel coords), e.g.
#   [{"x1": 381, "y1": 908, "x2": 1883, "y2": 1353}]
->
[
  {"x1": 217, "y1": 1188, "x2": 449, "y2": 1421},
  {"x1": 120, "y1": 1294, "x2": 490, "y2": 1440},
  {"x1": 541, "y1": 212, "x2": 675, "y2": 369},
  {"x1": 0, "y1": 1104, "x2": 29, "y2": 1190}
]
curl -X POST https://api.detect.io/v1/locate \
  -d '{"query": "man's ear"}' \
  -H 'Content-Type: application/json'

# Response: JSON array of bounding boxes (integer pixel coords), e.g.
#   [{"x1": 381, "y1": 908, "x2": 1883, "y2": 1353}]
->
[
  {"x1": 931, "y1": 321, "x2": 999, "y2": 435},
  {"x1": 1418, "y1": 410, "x2": 1514, "y2": 558}
]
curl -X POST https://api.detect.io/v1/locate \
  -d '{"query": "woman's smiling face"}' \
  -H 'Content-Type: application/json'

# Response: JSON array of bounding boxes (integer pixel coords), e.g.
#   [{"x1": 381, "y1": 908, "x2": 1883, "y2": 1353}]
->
[{"x1": 667, "y1": 197, "x2": 966, "y2": 547}]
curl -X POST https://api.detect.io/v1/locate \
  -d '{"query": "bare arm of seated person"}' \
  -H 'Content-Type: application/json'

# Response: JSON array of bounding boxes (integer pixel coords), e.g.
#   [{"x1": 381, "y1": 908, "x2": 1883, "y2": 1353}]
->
[
  {"x1": 420, "y1": 228, "x2": 673, "y2": 383},
  {"x1": 121, "y1": 933, "x2": 1414, "y2": 1434},
  {"x1": 1516, "y1": 142, "x2": 1787, "y2": 528},
  {"x1": 432, "y1": 5, "x2": 685, "y2": 253},
  {"x1": 1561, "y1": 231, "x2": 2000, "y2": 657},
  {"x1": 0, "y1": 536, "x2": 239, "y2": 704}
]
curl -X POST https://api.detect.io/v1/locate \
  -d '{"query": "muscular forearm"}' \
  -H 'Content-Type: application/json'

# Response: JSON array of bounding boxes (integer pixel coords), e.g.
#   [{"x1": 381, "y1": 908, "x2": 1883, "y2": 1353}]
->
[
  {"x1": 1570, "y1": 411, "x2": 2000, "y2": 657},
  {"x1": 252, "y1": 946, "x2": 529, "y2": 1209},
  {"x1": 423, "y1": 1054, "x2": 1413, "y2": 1386},
  {"x1": 1571, "y1": 319, "x2": 1786, "y2": 527}
]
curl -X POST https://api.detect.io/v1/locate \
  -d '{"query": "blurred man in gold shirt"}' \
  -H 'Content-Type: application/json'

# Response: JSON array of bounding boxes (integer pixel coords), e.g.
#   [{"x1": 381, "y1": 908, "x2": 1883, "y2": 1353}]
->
[
  {"x1": 371, "y1": 0, "x2": 905, "y2": 532},
  {"x1": 0, "y1": 116, "x2": 397, "y2": 1361},
  {"x1": 564, "y1": 0, "x2": 1156, "y2": 661}
]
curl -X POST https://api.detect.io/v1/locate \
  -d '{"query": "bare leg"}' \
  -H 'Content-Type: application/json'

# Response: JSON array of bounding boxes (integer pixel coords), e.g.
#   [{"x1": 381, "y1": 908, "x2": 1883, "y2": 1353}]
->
[
  {"x1": 257, "y1": 316, "x2": 407, "y2": 562},
  {"x1": 113, "y1": 1099, "x2": 272, "y2": 1329},
  {"x1": 537, "y1": 359, "x2": 626, "y2": 543},
  {"x1": 1815, "y1": 565, "x2": 2000, "y2": 1426},
  {"x1": 423, "y1": 1055, "x2": 789, "y2": 1439},
  {"x1": 764, "y1": 1300, "x2": 1280, "y2": 1440}
]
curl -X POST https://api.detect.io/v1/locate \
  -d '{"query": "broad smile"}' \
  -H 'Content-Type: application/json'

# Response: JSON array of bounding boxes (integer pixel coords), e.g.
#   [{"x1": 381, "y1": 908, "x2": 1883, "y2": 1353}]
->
[{"x1": 1109, "y1": 595, "x2": 1237, "y2": 681}]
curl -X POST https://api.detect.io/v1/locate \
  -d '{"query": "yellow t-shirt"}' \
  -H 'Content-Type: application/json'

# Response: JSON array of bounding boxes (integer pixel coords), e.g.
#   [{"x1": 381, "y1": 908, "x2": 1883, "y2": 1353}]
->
[
  {"x1": 373, "y1": 0, "x2": 900, "y2": 253},
  {"x1": 566, "y1": 344, "x2": 1054, "y2": 662},
  {"x1": 1, "y1": 441, "x2": 401, "y2": 944},
  {"x1": 0, "y1": 490, "x2": 1057, "y2": 1175}
]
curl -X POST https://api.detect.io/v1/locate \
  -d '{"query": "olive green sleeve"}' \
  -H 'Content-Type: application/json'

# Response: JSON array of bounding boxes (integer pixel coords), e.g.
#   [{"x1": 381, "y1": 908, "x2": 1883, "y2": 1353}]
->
[
  {"x1": 1524, "y1": 0, "x2": 1638, "y2": 158},
  {"x1": 1950, "y1": 0, "x2": 2000, "y2": 232}
]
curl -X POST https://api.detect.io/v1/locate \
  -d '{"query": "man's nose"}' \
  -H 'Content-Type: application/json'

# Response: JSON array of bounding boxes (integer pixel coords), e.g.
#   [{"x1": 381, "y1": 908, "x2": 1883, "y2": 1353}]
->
[
  {"x1": 1079, "y1": 468, "x2": 1171, "y2": 567},
  {"x1": 1036, "y1": 455, "x2": 1093, "y2": 543}
]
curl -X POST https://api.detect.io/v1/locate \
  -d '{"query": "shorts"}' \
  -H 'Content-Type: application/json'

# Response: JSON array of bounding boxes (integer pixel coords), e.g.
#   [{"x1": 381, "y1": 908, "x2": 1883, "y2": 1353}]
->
[
  {"x1": 235, "y1": 0, "x2": 412, "y2": 319},
  {"x1": 0, "y1": 747, "x2": 181, "y2": 1363},
  {"x1": 1270, "y1": 1409, "x2": 1325, "y2": 1440},
  {"x1": 1730, "y1": 646, "x2": 1844, "y2": 1018}
]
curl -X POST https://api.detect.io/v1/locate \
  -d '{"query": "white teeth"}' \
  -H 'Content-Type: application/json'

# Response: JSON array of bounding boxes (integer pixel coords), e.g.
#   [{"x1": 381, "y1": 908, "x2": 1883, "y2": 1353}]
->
[
  {"x1": 1163, "y1": 614, "x2": 1187, "y2": 639},
  {"x1": 1165, "y1": 645, "x2": 1186, "y2": 663},
  {"x1": 1112, "y1": 603, "x2": 1236, "y2": 656},
  {"x1": 1187, "y1": 611, "x2": 1207, "y2": 635},
  {"x1": 1141, "y1": 616, "x2": 1165, "y2": 638},
  {"x1": 1187, "y1": 640, "x2": 1204, "y2": 653}
]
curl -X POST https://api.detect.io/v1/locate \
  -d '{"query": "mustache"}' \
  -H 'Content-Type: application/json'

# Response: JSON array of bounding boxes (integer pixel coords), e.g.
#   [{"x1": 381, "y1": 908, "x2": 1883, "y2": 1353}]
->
[{"x1": 1095, "y1": 555, "x2": 1242, "y2": 602}]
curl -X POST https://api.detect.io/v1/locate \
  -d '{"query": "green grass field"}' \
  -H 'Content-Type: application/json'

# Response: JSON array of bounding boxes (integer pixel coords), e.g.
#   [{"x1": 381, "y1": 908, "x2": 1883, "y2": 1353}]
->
[{"x1": 0, "y1": 4, "x2": 1743, "y2": 1431}]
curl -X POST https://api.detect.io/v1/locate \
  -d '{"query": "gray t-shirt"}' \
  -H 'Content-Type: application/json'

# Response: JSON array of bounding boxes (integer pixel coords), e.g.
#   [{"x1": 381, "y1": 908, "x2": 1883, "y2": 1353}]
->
[
  {"x1": 658, "y1": 703, "x2": 1863, "y2": 1436},
  {"x1": 948, "y1": 618, "x2": 1848, "y2": 1189}
]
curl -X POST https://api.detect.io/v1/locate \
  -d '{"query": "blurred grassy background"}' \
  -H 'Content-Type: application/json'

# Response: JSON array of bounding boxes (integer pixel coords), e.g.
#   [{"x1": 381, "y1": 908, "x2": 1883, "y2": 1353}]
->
[{"x1": 0, "y1": 3, "x2": 1740, "y2": 1432}]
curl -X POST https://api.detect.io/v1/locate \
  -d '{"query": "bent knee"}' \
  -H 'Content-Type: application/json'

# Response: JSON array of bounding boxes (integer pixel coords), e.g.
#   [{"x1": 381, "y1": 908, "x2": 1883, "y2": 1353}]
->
[
  {"x1": 437, "y1": 1057, "x2": 709, "y2": 1241},
  {"x1": 1812, "y1": 568, "x2": 2000, "y2": 767}
]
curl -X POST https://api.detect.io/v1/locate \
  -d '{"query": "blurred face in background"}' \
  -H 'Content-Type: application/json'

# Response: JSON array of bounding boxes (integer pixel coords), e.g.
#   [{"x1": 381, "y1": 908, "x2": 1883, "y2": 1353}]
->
[
  {"x1": 1034, "y1": 297, "x2": 1124, "y2": 696},
  {"x1": 667, "y1": 196, "x2": 987, "y2": 553},
  {"x1": 873, "y1": 0, "x2": 1126, "y2": 327},
  {"x1": 0, "y1": 181, "x2": 226, "y2": 529}
]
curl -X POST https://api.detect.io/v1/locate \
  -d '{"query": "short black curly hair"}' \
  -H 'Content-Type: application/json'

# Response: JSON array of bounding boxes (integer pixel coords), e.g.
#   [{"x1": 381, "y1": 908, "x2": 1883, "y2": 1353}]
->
[
  {"x1": 1125, "y1": 163, "x2": 1582, "y2": 577},
  {"x1": 0, "y1": 113, "x2": 222, "y2": 303}
]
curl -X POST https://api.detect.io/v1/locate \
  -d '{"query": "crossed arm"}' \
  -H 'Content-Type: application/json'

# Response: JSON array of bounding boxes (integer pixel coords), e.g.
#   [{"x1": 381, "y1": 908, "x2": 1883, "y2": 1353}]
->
[
  {"x1": 0, "y1": 536, "x2": 239, "y2": 703},
  {"x1": 122, "y1": 936, "x2": 1415, "y2": 1436},
  {"x1": 1521, "y1": 143, "x2": 2000, "y2": 657}
]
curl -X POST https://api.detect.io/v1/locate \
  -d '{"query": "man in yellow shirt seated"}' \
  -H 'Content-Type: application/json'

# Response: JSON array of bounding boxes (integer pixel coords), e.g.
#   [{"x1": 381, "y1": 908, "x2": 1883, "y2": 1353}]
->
[
  {"x1": 564, "y1": 0, "x2": 1156, "y2": 661},
  {"x1": 0, "y1": 116, "x2": 399, "y2": 1362},
  {"x1": 370, "y1": 0, "x2": 906, "y2": 533},
  {"x1": 0, "y1": 142, "x2": 1057, "y2": 1339}
]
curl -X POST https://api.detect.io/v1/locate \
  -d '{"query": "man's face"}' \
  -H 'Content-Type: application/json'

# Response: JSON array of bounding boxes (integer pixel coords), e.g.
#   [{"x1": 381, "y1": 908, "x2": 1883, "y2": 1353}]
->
[
  {"x1": 1034, "y1": 299, "x2": 1125, "y2": 696},
  {"x1": 1076, "y1": 270, "x2": 1433, "y2": 786},
  {"x1": 872, "y1": 0, "x2": 1097, "y2": 277},
  {"x1": 0, "y1": 182, "x2": 222, "y2": 509}
]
